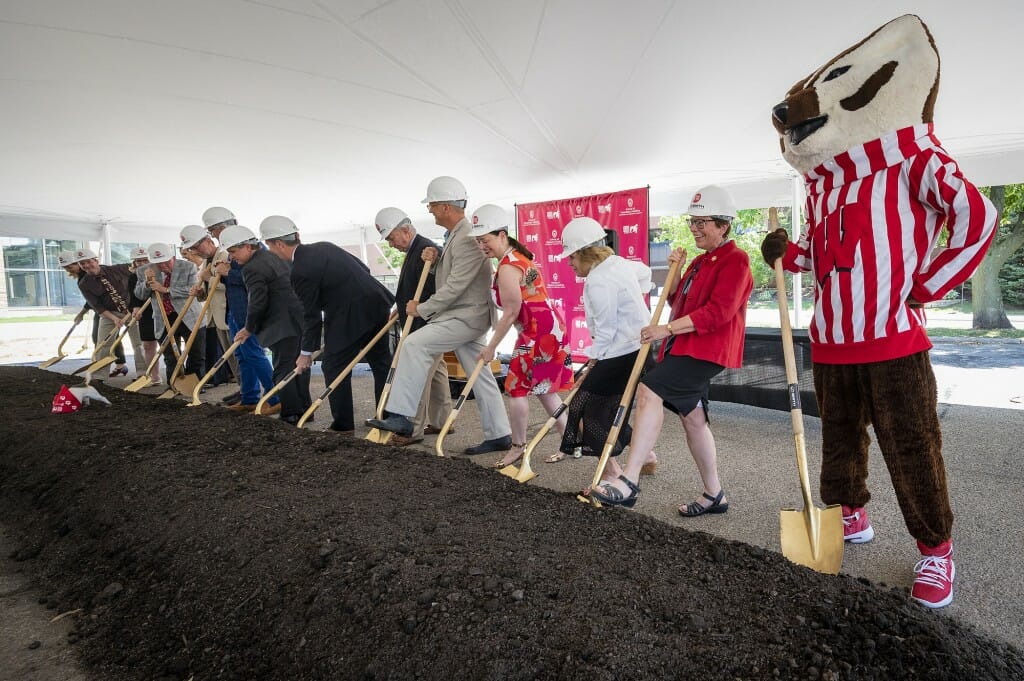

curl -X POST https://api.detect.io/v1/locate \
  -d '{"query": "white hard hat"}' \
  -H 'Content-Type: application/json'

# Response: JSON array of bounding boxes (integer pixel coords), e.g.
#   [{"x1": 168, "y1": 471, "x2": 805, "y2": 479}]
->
[
  {"x1": 374, "y1": 207, "x2": 411, "y2": 239},
  {"x1": 219, "y1": 225, "x2": 260, "y2": 250},
  {"x1": 130, "y1": 246, "x2": 148, "y2": 261},
  {"x1": 557, "y1": 217, "x2": 606, "y2": 260},
  {"x1": 469, "y1": 204, "x2": 510, "y2": 238},
  {"x1": 147, "y1": 243, "x2": 175, "y2": 264},
  {"x1": 73, "y1": 247, "x2": 98, "y2": 262},
  {"x1": 202, "y1": 206, "x2": 237, "y2": 229},
  {"x1": 687, "y1": 185, "x2": 736, "y2": 220},
  {"x1": 259, "y1": 215, "x2": 298, "y2": 240},
  {"x1": 179, "y1": 224, "x2": 209, "y2": 249},
  {"x1": 422, "y1": 176, "x2": 468, "y2": 204},
  {"x1": 57, "y1": 250, "x2": 77, "y2": 267}
]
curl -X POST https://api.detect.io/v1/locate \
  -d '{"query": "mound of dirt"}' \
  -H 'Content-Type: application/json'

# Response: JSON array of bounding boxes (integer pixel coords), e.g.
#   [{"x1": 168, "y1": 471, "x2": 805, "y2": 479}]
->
[{"x1": 1, "y1": 366, "x2": 1022, "y2": 681}]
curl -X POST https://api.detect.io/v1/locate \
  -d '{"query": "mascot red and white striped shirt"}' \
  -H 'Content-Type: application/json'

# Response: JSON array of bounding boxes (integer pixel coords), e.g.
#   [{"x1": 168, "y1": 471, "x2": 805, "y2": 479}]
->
[{"x1": 781, "y1": 123, "x2": 998, "y2": 364}]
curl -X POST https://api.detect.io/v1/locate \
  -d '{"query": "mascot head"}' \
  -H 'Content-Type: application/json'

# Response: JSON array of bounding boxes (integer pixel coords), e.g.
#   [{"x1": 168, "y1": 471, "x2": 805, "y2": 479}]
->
[{"x1": 772, "y1": 14, "x2": 940, "y2": 175}]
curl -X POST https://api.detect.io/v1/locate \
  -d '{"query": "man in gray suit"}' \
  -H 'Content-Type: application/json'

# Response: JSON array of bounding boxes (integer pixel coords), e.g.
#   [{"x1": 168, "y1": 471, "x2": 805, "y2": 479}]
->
[
  {"x1": 369, "y1": 176, "x2": 512, "y2": 454},
  {"x1": 135, "y1": 242, "x2": 205, "y2": 380}
]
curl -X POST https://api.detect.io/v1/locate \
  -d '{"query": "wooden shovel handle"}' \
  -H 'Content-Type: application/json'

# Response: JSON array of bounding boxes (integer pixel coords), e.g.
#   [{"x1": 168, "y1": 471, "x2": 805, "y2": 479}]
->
[
  {"x1": 770, "y1": 207, "x2": 813, "y2": 510},
  {"x1": 587, "y1": 256, "x2": 684, "y2": 498},
  {"x1": 374, "y1": 263, "x2": 433, "y2": 420},
  {"x1": 297, "y1": 315, "x2": 398, "y2": 428},
  {"x1": 435, "y1": 358, "x2": 487, "y2": 457}
]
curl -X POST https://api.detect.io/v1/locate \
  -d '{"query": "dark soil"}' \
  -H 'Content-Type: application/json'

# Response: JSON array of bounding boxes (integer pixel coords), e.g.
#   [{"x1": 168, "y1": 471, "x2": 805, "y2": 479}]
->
[{"x1": 2, "y1": 365, "x2": 1023, "y2": 681}]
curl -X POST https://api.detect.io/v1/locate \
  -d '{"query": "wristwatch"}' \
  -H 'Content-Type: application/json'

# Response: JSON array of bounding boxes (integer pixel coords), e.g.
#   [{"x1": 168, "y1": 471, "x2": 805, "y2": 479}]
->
[{"x1": 665, "y1": 323, "x2": 673, "y2": 335}]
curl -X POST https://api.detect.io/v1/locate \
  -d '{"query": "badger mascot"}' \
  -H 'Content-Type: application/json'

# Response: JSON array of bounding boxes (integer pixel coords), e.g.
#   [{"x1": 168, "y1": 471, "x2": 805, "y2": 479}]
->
[{"x1": 762, "y1": 15, "x2": 997, "y2": 608}]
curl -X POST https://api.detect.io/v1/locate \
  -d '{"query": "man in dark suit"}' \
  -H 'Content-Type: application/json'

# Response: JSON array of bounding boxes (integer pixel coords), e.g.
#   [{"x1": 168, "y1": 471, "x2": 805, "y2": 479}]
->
[
  {"x1": 375, "y1": 207, "x2": 452, "y2": 443},
  {"x1": 260, "y1": 215, "x2": 394, "y2": 434},
  {"x1": 220, "y1": 225, "x2": 306, "y2": 425}
]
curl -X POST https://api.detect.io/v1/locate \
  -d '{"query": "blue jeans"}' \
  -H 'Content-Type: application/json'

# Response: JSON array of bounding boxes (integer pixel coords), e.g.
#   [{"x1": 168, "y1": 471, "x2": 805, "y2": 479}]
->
[{"x1": 229, "y1": 316, "x2": 277, "y2": 405}]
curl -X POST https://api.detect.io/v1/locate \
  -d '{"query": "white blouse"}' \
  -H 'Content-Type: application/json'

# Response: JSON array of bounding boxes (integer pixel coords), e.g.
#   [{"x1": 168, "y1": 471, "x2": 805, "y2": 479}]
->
[{"x1": 583, "y1": 255, "x2": 652, "y2": 359}]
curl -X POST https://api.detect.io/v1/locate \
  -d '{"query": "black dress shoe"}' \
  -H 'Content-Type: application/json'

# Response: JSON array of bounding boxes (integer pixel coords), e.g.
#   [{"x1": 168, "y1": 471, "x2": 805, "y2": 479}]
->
[
  {"x1": 222, "y1": 390, "x2": 242, "y2": 405},
  {"x1": 464, "y1": 435, "x2": 513, "y2": 455},
  {"x1": 366, "y1": 415, "x2": 414, "y2": 437}
]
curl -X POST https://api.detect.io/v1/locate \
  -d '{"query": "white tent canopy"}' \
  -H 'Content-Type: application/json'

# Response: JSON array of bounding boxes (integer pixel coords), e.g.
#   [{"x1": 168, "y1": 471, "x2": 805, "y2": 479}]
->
[{"x1": 1, "y1": 0, "x2": 1022, "y2": 246}]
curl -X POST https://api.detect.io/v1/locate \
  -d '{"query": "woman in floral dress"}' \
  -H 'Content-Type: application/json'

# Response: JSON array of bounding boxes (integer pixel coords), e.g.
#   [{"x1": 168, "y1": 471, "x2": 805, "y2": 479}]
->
[{"x1": 470, "y1": 204, "x2": 574, "y2": 468}]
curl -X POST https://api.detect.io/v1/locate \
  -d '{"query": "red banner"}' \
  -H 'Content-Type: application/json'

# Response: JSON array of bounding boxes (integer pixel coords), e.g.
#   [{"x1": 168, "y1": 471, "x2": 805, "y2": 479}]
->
[{"x1": 516, "y1": 187, "x2": 649, "y2": 360}]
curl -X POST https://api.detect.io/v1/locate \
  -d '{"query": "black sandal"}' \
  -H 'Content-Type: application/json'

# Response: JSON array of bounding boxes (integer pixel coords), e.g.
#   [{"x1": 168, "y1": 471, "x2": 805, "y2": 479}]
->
[
  {"x1": 678, "y1": 489, "x2": 729, "y2": 517},
  {"x1": 590, "y1": 475, "x2": 641, "y2": 508}
]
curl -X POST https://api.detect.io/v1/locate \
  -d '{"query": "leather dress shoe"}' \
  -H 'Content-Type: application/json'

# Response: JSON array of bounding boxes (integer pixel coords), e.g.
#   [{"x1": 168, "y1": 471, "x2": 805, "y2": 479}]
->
[
  {"x1": 366, "y1": 415, "x2": 414, "y2": 437},
  {"x1": 222, "y1": 390, "x2": 242, "y2": 405},
  {"x1": 464, "y1": 435, "x2": 513, "y2": 455},
  {"x1": 259, "y1": 403, "x2": 282, "y2": 415},
  {"x1": 228, "y1": 402, "x2": 257, "y2": 413},
  {"x1": 424, "y1": 425, "x2": 451, "y2": 436}
]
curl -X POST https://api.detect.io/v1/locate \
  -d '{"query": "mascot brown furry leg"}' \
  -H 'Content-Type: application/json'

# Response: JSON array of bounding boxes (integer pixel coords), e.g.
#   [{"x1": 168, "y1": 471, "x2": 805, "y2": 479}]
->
[{"x1": 761, "y1": 14, "x2": 998, "y2": 609}]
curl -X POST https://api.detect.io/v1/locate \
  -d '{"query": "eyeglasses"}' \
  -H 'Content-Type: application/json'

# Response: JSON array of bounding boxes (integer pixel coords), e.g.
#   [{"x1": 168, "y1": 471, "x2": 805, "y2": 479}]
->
[{"x1": 687, "y1": 218, "x2": 717, "y2": 229}]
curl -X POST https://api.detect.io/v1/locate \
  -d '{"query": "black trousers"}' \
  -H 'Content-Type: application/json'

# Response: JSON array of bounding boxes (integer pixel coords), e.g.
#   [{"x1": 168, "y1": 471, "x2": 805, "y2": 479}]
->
[
  {"x1": 267, "y1": 335, "x2": 303, "y2": 421},
  {"x1": 320, "y1": 325, "x2": 392, "y2": 432},
  {"x1": 160, "y1": 312, "x2": 205, "y2": 379}
]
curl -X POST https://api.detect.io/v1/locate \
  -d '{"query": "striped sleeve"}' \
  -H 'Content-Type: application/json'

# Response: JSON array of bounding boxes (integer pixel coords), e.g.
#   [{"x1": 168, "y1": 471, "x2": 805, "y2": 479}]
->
[{"x1": 908, "y1": 149, "x2": 998, "y2": 303}]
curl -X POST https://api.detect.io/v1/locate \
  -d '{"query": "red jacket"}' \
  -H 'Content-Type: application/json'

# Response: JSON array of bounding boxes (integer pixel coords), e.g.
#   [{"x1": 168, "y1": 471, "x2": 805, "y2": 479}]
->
[{"x1": 658, "y1": 240, "x2": 752, "y2": 369}]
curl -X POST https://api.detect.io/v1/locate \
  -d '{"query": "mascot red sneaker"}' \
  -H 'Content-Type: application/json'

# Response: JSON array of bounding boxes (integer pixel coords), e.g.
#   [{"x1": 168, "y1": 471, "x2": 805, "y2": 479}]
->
[{"x1": 762, "y1": 14, "x2": 998, "y2": 609}]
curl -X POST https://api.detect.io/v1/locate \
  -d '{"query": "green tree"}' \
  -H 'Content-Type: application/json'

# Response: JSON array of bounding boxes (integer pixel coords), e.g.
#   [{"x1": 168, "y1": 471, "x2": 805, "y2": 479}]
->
[
  {"x1": 973, "y1": 185, "x2": 1024, "y2": 328},
  {"x1": 379, "y1": 243, "x2": 405, "y2": 270}
]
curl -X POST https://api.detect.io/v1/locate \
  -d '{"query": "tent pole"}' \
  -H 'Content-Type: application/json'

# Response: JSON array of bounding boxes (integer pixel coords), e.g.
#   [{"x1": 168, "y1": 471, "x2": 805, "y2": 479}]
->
[{"x1": 101, "y1": 221, "x2": 112, "y2": 264}]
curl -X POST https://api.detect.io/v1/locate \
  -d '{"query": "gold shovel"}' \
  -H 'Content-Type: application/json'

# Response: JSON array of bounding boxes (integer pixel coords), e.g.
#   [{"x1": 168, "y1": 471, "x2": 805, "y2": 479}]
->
[
  {"x1": 366, "y1": 265, "x2": 433, "y2": 444},
  {"x1": 771, "y1": 209, "x2": 844, "y2": 575},
  {"x1": 580, "y1": 256, "x2": 682, "y2": 507},
  {"x1": 124, "y1": 282, "x2": 194, "y2": 392},
  {"x1": 39, "y1": 319, "x2": 82, "y2": 368},
  {"x1": 500, "y1": 359, "x2": 595, "y2": 483},
  {"x1": 159, "y1": 272, "x2": 221, "y2": 399},
  {"x1": 74, "y1": 307, "x2": 139, "y2": 378},
  {"x1": 297, "y1": 315, "x2": 398, "y2": 428},
  {"x1": 186, "y1": 339, "x2": 243, "y2": 406},
  {"x1": 254, "y1": 348, "x2": 322, "y2": 415},
  {"x1": 434, "y1": 358, "x2": 486, "y2": 457}
]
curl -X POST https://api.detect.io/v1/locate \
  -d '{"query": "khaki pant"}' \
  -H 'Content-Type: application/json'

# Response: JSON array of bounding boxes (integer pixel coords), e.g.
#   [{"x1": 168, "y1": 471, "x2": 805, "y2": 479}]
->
[
  {"x1": 97, "y1": 315, "x2": 143, "y2": 374},
  {"x1": 411, "y1": 357, "x2": 452, "y2": 437},
  {"x1": 387, "y1": 318, "x2": 510, "y2": 441}
]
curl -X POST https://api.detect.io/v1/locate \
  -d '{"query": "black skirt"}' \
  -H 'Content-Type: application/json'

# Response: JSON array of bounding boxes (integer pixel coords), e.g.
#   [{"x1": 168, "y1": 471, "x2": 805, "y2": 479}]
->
[
  {"x1": 558, "y1": 349, "x2": 645, "y2": 457},
  {"x1": 639, "y1": 353, "x2": 723, "y2": 417}
]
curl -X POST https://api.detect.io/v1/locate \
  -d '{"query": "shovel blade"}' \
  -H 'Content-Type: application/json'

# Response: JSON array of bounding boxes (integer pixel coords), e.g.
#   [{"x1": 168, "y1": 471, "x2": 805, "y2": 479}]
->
[
  {"x1": 156, "y1": 388, "x2": 177, "y2": 399},
  {"x1": 499, "y1": 462, "x2": 536, "y2": 484},
  {"x1": 39, "y1": 355, "x2": 65, "y2": 368},
  {"x1": 79, "y1": 356, "x2": 115, "y2": 375},
  {"x1": 124, "y1": 376, "x2": 152, "y2": 392},
  {"x1": 364, "y1": 428, "x2": 392, "y2": 444},
  {"x1": 173, "y1": 373, "x2": 199, "y2": 397},
  {"x1": 780, "y1": 504, "x2": 845, "y2": 575}
]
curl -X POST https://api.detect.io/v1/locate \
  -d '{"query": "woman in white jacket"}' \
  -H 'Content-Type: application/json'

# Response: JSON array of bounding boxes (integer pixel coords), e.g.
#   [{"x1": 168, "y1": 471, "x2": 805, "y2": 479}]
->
[{"x1": 553, "y1": 218, "x2": 656, "y2": 487}]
